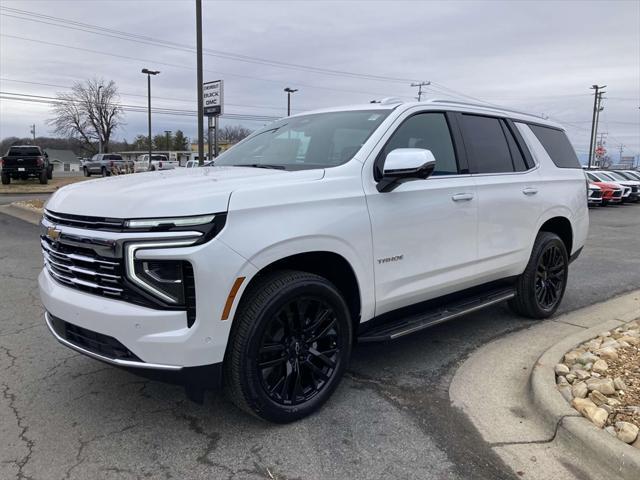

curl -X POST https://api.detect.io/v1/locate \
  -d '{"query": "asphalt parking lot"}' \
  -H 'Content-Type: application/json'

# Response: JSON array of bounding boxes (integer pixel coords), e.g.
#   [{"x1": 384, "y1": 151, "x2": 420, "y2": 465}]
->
[{"x1": 1, "y1": 204, "x2": 639, "y2": 480}]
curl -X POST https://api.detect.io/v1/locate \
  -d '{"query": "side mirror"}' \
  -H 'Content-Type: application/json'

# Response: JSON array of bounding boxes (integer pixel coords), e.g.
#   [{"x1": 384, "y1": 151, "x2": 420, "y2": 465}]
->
[{"x1": 377, "y1": 148, "x2": 436, "y2": 192}]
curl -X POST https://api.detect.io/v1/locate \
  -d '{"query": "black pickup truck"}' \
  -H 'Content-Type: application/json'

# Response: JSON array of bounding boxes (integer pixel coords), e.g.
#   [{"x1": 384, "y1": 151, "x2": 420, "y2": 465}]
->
[{"x1": 1, "y1": 145, "x2": 53, "y2": 185}]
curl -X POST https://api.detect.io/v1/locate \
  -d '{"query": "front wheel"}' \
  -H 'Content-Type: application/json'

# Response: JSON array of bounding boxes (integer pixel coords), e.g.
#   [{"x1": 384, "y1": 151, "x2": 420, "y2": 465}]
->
[
  {"x1": 509, "y1": 232, "x2": 568, "y2": 319},
  {"x1": 47, "y1": 165, "x2": 53, "y2": 179},
  {"x1": 1, "y1": 172, "x2": 9, "y2": 185},
  {"x1": 224, "y1": 270, "x2": 352, "y2": 423}
]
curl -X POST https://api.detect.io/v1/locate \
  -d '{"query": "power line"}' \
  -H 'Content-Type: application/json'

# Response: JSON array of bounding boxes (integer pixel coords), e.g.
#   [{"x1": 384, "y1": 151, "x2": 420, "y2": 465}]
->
[{"x1": 0, "y1": 6, "x2": 420, "y2": 84}]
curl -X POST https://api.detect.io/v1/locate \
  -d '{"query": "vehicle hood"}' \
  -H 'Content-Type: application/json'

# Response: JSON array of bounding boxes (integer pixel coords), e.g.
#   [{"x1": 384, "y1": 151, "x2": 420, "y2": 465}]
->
[{"x1": 46, "y1": 166, "x2": 324, "y2": 218}]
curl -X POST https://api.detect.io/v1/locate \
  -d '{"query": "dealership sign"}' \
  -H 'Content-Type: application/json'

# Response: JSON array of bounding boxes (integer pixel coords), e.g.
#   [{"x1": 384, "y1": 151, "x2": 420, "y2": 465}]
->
[{"x1": 203, "y1": 80, "x2": 223, "y2": 116}]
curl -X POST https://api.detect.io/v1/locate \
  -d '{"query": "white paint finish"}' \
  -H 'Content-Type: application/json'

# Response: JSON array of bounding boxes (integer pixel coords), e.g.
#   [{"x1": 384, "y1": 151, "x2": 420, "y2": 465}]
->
[{"x1": 39, "y1": 101, "x2": 589, "y2": 369}]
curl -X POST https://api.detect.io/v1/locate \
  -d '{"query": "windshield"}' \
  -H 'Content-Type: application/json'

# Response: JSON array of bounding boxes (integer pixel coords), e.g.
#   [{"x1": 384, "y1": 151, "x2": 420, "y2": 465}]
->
[
  {"x1": 606, "y1": 171, "x2": 628, "y2": 181},
  {"x1": 151, "y1": 155, "x2": 167, "y2": 161},
  {"x1": 215, "y1": 110, "x2": 390, "y2": 171},
  {"x1": 623, "y1": 171, "x2": 640, "y2": 180},
  {"x1": 598, "y1": 172, "x2": 616, "y2": 182}
]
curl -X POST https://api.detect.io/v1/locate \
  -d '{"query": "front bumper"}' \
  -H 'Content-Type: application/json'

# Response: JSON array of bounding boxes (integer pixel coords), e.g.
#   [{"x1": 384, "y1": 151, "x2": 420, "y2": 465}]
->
[{"x1": 39, "y1": 235, "x2": 257, "y2": 368}]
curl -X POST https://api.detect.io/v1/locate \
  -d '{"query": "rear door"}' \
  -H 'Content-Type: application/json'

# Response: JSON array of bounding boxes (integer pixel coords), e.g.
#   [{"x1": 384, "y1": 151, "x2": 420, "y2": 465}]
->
[{"x1": 457, "y1": 113, "x2": 542, "y2": 280}]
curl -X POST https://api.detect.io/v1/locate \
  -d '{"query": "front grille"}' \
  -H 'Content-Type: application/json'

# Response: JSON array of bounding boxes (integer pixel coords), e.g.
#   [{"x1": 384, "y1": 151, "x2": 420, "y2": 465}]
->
[
  {"x1": 49, "y1": 314, "x2": 141, "y2": 361},
  {"x1": 613, "y1": 190, "x2": 623, "y2": 198},
  {"x1": 589, "y1": 190, "x2": 602, "y2": 199},
  {"x1": 44, "y1": 210, "x2": 125, "y2": 231},
  {"x1": 41, "y1": 236, "x2": 125, "y2": 299},
  {"x1": 632, "y1": 186, "x2": 639, "y2": 194}
]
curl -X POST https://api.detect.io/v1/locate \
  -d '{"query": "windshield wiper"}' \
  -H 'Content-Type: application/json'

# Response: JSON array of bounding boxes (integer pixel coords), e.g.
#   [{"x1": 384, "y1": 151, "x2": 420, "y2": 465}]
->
[{"x1": 234, "y1": 163, "x2": 286, "y2": 170}]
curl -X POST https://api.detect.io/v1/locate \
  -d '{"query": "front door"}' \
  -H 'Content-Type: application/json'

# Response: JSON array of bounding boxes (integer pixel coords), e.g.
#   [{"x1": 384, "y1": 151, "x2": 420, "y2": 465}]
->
[{"x1": 363, "y1": 111, "x2": 478, "y2": 316}]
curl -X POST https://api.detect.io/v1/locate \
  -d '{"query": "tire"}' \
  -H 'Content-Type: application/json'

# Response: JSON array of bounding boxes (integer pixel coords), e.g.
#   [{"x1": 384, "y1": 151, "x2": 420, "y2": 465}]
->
[
  {"x1": 47, "y1": 165, "x2": 53, "y2": 179},
  {"x1": 150, "y1": 165, "x2": 156, "y2": 171},
  {"x1": 39, "y1": 169, "x2": 48, "y2": 184},
  {"x1": 101, "y1": 167, "x2": 108, "y2": 177},
  {"x1": 83, "y1": 167, "x2": 91, "y2": 177},
  {"x1": 1, "y1": 172, "x2": 9, "y2": 185},
  {"x1": 224, "y1": 270, "x2": 352, "y2": 423},
  {"x1": 509, "y1": 232, "x2": 568, "y2": 319}
]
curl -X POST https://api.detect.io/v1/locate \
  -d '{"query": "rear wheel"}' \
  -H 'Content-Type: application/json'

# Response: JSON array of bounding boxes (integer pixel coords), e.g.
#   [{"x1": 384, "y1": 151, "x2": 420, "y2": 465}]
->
[
  {"x1": 1, "y1": 172, "x2": 9, "y2": 185},
  {"x1": 39, "y1": 169, "x2": 48, "y2": 184},
  {"x1": 101, "y1": 167, "x2": 108, "y2": 177},
  {"x1": 47, "y1": 165, "x2": 53, "y2": 179},
  {"x1": 225, "y1": 270, "x2": 352, "y2": 423},
  {"x1": 509, "y1": 232, "x2": 568, "y2": 319}
]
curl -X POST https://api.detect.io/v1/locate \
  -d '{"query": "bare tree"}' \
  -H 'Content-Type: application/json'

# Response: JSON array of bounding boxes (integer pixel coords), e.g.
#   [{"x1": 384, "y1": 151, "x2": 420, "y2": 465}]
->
[
  {"x1": 218, "y1": 125, "x2": 253, "y2": 143},
  {"x1": 49, "y1": 78, "x2": 123, "y2": 153}
]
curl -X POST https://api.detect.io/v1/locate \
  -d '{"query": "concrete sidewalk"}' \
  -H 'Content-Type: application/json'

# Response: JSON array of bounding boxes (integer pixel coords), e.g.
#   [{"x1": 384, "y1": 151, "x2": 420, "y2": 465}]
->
[{"x1": 450, "y1": 290, "x2": 640, "y2": 480}]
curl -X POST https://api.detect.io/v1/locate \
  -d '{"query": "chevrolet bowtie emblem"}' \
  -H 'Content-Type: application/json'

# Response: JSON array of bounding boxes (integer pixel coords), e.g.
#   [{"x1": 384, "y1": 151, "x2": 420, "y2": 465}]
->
[{"x1": 46, "y1": 226, "x2": 61, "y2": 241}]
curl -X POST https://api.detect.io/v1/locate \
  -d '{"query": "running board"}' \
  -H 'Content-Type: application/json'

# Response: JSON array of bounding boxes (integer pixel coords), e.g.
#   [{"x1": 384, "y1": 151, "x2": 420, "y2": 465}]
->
[{"x1": 358, "y1": 287, "x2": 515, "y2": 342}]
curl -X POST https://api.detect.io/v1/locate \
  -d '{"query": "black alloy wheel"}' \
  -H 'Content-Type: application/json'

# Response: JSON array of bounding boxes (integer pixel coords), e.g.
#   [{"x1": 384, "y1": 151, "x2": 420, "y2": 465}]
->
[
  {"x1": 225, "y1": 270, "x2": 352, "y2": 423},
  {"x1": 257, "y1": 296, "x2": 342, "y2": 406},
  {"x1": 534, "y1": 244, "x2": 566, "y2": 310}
]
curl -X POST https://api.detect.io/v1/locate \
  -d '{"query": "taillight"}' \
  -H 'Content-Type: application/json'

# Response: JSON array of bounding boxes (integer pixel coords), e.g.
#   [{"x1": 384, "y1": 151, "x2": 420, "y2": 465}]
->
[{"x1": 36, "y1": 156, "x2": 44, "y2": 166}]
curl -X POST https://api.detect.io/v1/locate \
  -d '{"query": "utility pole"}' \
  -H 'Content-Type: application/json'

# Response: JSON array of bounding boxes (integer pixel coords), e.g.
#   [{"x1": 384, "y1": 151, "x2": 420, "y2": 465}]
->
[
  {"x1": 284, "y1": 87, "x2": 298, "y2": 116},
  {"x1": 588, "y1": 84, "x2": 606, "y2": 168},
  {"x1": 164, "y1": 130, "x2": 172, "y2": 151},
  {"x1": 592, "y1": 91, "x2": 606, "y2": 166},
  {"x1": 411, "y1": 81, "x2": 431, "y2": 101},
  {"x1": 30, "y1": 124, "x2": 35, "y2": 143},
  {"x1": 196, "y1": 0, "x2": 204, "y2": 166},
  {"x1": 141, "y1": 69, "x2": 160, "y2": 164}
]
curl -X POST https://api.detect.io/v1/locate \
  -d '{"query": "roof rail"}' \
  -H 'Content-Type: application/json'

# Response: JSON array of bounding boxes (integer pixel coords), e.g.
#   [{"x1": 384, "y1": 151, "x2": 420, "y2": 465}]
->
[
  {"x1": 369, "y1": 97, "x2": 404, "y2": 105},
  {"x1": 426, "y1": 98, "x2": 546, "y2": 120}
]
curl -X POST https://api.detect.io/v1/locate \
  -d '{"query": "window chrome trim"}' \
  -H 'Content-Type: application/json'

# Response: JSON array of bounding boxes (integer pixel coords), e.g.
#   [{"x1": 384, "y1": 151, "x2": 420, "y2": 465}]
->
[
  {"x1": 44, "y1": 312, "x2": 183, "y2": 371},
  {"x1": 125, "y1": 239, "x2": 199, "y2": 304}
]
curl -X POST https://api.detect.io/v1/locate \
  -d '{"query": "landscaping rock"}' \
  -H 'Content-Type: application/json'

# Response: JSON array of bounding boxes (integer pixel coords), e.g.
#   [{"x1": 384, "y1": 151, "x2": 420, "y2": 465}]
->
[
  {"x1": 588, "y1": 390, "x2": 608, "y2": 406},
  {"x1": 597, "y1": 346, "x2": 619, "y2": 361},
  {"x1": 558, "y1": 385, "x2": 573, "y2": 403},
  {"x1": 572, "y1": 397, "x2": 596, "y2": 415},
  {"x1": 583, "y1": 405, "x2": 608, "y2": 428},
  {"x1": 571, "y1": 381, "x2": 588, "y2": 399},
  {"x1": 615, "y1": 422, "x2": 639, "y2": 444},
  {"x1": 586, "y1": 377, "x2": 616, "y2": 395},
  {"x1": 574, "y1": 369, "x2": 591, "y2": 380},
  {"x1": 578, "y1": 352, "x2": 598, "y2": 365},
  {"x1": 591, "y1": 359, "x2": 608, "y2": 375},
  {"x1": 565, "y1": 373, "x2": 577, "y2": 384},
  {"x1": 554, "y1": 363, "x2": 570, "y2": 376},
  {"x1": 613, "y1": 377, "x2": 628, "y2": 392},
  {"x1": 563, "y1": 350, "x2": 583, "y2": 366}
]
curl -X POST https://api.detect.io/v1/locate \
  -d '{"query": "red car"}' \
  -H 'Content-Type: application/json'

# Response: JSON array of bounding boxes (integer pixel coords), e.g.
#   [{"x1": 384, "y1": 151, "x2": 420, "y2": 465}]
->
[{"x1": 589, "y1": 180, "x2": 622, "y2": 205}]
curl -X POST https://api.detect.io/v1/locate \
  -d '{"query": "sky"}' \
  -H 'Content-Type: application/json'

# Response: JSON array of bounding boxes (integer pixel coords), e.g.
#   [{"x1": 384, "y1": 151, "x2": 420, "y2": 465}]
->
[{"x1": 1, "y1": 0, "x2": 639, "y2": 160}]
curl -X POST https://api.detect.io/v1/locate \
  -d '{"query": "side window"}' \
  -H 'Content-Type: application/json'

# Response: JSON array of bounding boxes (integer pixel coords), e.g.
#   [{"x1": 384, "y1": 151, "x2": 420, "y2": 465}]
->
[
  {"x1": 460, "y1": 114, "x2": 514, "y2": 174},
  {"x1": 379, "y1": 112, "x2": 458, "y2": 177},
  {"x1": 529, "y1": 125, "x2": 580, "y2": 169},
  {"x1": 502, "y1": 123, "x2": 528, "y2": 172}
]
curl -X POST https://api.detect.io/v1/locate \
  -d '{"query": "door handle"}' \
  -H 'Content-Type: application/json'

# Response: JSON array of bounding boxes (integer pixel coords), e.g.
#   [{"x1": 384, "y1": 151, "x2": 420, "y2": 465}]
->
[
  {"x1": 451, "y1": 193, "x2": 474, "y2": 202},
  {"x1": 522, "y1": 187, "x2": 538, "y2": 196}
]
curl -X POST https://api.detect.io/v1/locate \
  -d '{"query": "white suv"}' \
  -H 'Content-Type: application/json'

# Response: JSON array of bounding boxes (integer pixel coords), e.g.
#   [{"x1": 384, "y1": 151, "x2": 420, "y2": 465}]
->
[
  {"x1": 39, "y1": 99, "x2": 589, "y2": 422},
  {"x1": 135, "y1": 154, "x2": 179, "y2": 172}
]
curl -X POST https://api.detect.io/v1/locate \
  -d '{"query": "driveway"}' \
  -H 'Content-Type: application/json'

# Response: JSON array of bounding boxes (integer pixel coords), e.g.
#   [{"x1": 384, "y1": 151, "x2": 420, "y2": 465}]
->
[{"x1": 1, "y1": 204, "x2": 639, "y2": 480}]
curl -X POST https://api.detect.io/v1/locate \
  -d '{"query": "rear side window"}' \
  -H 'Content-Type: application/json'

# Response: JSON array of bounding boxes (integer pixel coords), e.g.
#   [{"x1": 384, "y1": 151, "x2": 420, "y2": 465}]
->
[
  {"x1": 460, "y1": 115, "x2": 514, "y2": 174},
  {"x1": 529, "y1": 125, "x2": 580, "y2": 168},
  {"x1": 103, "y1": 154, "x2": 123, "y2": 161},
  {"x1": 379, "y1": 112, "x2": 459, "y2": 177}
]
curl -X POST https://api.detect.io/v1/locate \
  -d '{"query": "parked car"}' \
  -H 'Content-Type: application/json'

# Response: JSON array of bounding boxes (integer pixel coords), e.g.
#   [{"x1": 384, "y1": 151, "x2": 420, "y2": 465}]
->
[
  {"x1": 135, "y1": 154, "x2": 179, "y2": 172},
  {"x1": 596, "y1": 170, "x2": 640, "y2": 202},
  {"x1": 1, "y1": 145, "x2": 52, "y2": 184},
  {"x1": 185, "y1": 159, "x2": 214, "y2": 168},
  {"x1": 614, "y1": 170, "x2": 640, "y2": 182},
  {"x1": 39, "y1": 99, "x2": 589, "y2": 422},
  {"x1": 584, "y1": 173, "x2": 623, "y2": 205},
  {"x1": 586, "y1": 171, "x2": 632, "y2": 202},
  {"x1": 83, "y1": 153, "x2": 133, "y2": 177},
  {"x1": 587, "y1": 183, "x2": 602, "y2": 206}
]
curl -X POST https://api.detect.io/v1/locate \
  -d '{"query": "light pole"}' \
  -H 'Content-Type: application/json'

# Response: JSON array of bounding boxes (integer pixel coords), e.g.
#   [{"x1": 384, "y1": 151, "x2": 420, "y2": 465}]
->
[
  {"x1": 165, "y1": 130, "x2": 172, "y2": 152},
  {"x1": 141, "y1": 69, "x2": 160, "y2": 164},
  {"x1": 97, "y1": 85, "x2": 103, "y2": 153},
  {"x1": 284, "y1": 87, "x2": 298, "y2": 116}
]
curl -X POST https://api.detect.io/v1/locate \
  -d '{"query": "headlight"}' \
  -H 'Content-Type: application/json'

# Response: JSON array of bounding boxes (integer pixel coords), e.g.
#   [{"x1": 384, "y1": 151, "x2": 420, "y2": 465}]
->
[
  {"x1": 125, "y1": 214, "x2": 215, "y2": 229},
  {"x1": 125, "y1": 239, "x2": 197, "y2": 304}
]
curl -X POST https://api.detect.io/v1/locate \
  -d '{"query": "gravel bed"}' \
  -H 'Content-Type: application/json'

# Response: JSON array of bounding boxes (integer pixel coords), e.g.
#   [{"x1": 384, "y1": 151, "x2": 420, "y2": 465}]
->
[{"x1": 554, "y1": 320, "x2": 640, "y2": 448}]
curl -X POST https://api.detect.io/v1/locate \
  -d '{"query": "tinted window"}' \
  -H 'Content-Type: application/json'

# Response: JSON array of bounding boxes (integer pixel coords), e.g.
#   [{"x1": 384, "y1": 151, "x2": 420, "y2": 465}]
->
[
  {"x1": 460, "y1": 115, "x2": 514, "y2": 173},
  {"x1": 103, "y1": 154, "x2": 123, "y2": 161},
  {"x1": 216, "y1": 110, "x2": 390, "y2": 171},
  {"x1": 529, "y1": 125, "x2": 580, "y2": 168},
  {"x1": 503, "y1": 123, "x2": 528, "y2": 171},
  {"x1": 379, "y1": 112, "x2": 458, "y2": 176},
  {"x1": 7, "y1": 147, "x2": 41, "y2": 156}
]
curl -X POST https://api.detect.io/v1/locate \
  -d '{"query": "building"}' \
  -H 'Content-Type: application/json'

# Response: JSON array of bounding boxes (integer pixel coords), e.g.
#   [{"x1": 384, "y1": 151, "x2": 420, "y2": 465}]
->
[{"x1": 45, "y1": 149, "x2": 82, "y2": 172}]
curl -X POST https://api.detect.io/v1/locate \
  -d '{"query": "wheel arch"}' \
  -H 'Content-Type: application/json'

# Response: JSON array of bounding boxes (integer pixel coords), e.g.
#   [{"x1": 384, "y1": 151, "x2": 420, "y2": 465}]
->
[
  {"x1": 238, "y1": 251, "x2": 362, "y2": 328},
  {"x1": 538, "y1": 216, "x2": 573, "y2": 255}
]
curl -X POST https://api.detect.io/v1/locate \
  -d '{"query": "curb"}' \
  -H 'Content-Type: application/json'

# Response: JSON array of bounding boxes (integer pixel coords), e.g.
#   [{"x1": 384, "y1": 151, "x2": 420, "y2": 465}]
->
[
  {"x1": 0, "y1": 203, "x2": 42, "y2": 225},
  {"x1": 530, "y1": 304, "x2": 640, "y2": 480}
]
